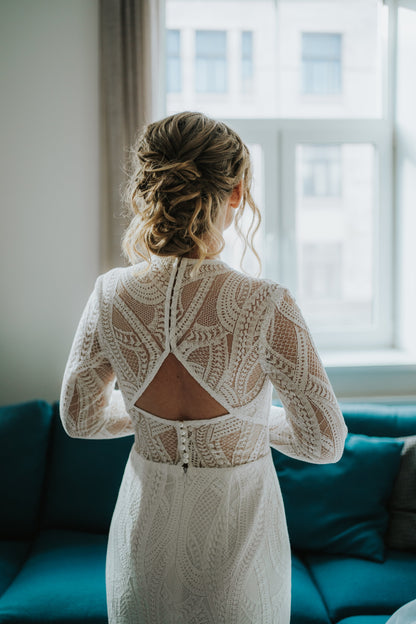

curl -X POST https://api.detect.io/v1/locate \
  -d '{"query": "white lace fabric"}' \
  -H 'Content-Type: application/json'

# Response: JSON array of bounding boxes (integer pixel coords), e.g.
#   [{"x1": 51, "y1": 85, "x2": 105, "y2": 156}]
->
[
  {"x1": 60, "y1": 254, "x2": 347, "y2": 624},
  {"x1": 60, "y1": 254, "x2": 346, "y2": 466}
]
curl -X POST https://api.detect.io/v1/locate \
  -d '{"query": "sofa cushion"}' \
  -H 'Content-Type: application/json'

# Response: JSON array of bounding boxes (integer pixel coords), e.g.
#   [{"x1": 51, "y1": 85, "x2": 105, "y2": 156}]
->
[
  {"x1": 304, "y1": 549, "x2": 416, "y2": 622},
  {"x1": 341, "y1": 404, "x2": 416, "y2": 437},
  {"x1": 273, "y1": 433, "x2": 403, "y2": 561},
  {"x1": 40, "y1": 404, "x2": 132, "y2": 533},
  {"x1": 386, "y1": 436, "x2": 416, "y2": 552},
  {"x1": 0, "y1": 541, "x2": 30, "y2": 597},
  {"x1": 290, "y1": 554, "x2": 330, "y2": 624},
  {"x1": 0, "y1": 530, "x2": 108, "y2": 623},
  {"x1": 0, "y1": 400, "x2": 53, "y2": 539}
]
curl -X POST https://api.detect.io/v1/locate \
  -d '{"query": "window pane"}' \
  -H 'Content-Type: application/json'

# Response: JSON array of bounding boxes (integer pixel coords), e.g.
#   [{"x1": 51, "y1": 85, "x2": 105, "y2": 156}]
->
[
  {"x1": 166, "y1": 30, "x2": 181, "y2": 93},
  {"x1": 302, "y1": 33, "x2": 342, "y2": 95},
  {"x1": 296, "y1": 143, "x2": 376, "y2": 329},
  {"x1": 167, "y1": 29, "x2": 180, "y2": 55},
  {"x1": 302, "y1": 33, "x2": 342, "y2": 59},
  {"x1": 302, "y1": 59, "x2": 342, "y2": 95},
  {"x1": 242, "y1": 31, "x2": 253, "y2": 59},
  {"x1": 302, "y1": 145, "x2": 342, "y2": 197},
  {"x1": 242, "y1": 31, "x2": 254, "y2": 92},
  {"x1": 165, "y1": 0, "x2": 385, "y2": 118},
  {"x1": 196, "y1": 30, "x2": 226, "y2": 57},
  {"x1": 301, "y1": 243, "x2": 343, "y2": 299},
  {"x1": 195, "y1": 31, "x2": 227, "y2": 92}
]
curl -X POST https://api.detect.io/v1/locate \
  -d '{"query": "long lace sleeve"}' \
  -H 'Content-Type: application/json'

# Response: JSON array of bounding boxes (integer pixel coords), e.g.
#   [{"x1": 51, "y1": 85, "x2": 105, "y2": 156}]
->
[
  {"x1": 261, "y1": 285, "x2": 347, "y2": 464},
  {"x1": 60, "y1": 276, "x2": 134, "y2": 439}
]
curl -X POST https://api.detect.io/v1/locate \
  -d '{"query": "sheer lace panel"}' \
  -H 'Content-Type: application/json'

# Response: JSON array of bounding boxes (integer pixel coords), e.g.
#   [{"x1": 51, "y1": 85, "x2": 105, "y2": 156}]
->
[
  {"x1": 60, "y1": 277, "x2": 134, "y2": 439},
  {"x1": 132, "y1": 410, "x2": 269, "y2": 468},
  {"x1": 262, "y1": 286, "x2": 347, "y2": 463},
  {"x1": 173, "y1": 267, "x2": 268, "y2": 407}
]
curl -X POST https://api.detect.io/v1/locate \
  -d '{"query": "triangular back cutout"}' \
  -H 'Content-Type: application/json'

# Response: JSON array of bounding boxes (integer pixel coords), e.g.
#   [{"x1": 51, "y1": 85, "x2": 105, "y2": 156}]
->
[{"x1": 135, "y1": 353, "x2": 229, "y2": 421}]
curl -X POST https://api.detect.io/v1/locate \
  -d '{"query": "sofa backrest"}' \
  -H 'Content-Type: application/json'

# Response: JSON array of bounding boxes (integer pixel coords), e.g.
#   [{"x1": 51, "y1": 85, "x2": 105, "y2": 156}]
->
[
  {"x1": 39, "y1": 403, "x2": 132, "y2": 534},
  {"x1": 271, "y1": 402, "x2": 416, "y2": 563},
  {"x1": 2, "y1": 399, "x2": 416, "y2": 540},
  {"x1": 0, "y1": 400, "x2": 53, "y2": 539},
  {"x1": 341, "y1": 403, "x2": 416, "y2": 437}
]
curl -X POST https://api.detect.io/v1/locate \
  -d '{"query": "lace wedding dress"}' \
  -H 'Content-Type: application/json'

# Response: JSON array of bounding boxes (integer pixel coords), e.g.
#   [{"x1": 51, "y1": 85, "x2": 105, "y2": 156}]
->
[{"x1": 60, "y1": 254, "x2": 347, "y2": 624}]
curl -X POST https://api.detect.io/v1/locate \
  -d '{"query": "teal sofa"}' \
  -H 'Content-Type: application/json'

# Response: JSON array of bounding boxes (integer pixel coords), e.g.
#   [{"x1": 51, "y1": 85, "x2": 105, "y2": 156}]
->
[{"x1": 0, "y1": 400, "x2": 415, "y2": 623}]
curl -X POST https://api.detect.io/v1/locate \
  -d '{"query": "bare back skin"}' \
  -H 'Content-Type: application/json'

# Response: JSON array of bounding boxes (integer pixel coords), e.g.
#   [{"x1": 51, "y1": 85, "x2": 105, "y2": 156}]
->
[{"x1": 135, "y1": 353, "x2": 229, "y2": 421}]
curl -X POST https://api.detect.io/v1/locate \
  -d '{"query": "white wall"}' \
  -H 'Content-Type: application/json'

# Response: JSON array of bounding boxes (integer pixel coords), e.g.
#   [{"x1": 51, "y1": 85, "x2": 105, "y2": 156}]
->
[{"x1": 0, "y1": 0, "x2": 101, "y2": 405}]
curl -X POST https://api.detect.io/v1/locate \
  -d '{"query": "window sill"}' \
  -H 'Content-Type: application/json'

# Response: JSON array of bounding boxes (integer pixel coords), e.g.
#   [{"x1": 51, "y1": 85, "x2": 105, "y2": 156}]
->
[
  {"x1": 320, "y1": 349, "x2": 416, "y2": 401},
  {"x1": 322, "y1": 348, "x2": 416, "y2": 368}
]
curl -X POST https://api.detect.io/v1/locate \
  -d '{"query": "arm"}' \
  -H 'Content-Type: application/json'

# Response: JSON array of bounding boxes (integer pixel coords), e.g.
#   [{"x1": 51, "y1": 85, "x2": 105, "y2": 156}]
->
[
  {"x1": 262, "y1": 286, "x2": 347, "y2": 464},
  {"x1": 60, "y1": 276, "x2": 134, "y2": 439}
]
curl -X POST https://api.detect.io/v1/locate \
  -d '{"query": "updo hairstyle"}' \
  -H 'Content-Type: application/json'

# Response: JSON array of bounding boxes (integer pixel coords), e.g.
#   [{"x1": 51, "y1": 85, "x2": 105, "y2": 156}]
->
[{"x1": 122, "y1": 111, "x2": 261, "y2": 276}]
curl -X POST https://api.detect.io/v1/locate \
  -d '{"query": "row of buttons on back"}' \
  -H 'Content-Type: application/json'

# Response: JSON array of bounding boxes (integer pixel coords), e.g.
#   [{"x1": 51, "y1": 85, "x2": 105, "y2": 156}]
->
[{"x1": 179, "y1": 421, "x2": 189, "y2": 473}]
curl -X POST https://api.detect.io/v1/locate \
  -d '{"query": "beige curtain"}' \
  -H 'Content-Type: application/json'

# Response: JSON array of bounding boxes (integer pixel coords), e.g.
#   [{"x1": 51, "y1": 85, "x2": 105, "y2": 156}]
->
[{"x1": 100, "y1": 0, "x2": 164, "y2": 270}]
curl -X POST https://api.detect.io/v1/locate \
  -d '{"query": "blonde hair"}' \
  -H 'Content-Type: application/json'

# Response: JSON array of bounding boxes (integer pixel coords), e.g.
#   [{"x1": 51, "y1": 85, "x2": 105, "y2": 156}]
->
[{"x1": 122, "y1": 111, "x2": 261, "y2": 276}]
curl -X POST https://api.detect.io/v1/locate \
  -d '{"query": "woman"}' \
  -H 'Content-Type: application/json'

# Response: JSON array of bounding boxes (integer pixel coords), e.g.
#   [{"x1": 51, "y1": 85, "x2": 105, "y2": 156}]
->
[{"x1": 60, "y1": 111, "x2": 347, "y2": 624}]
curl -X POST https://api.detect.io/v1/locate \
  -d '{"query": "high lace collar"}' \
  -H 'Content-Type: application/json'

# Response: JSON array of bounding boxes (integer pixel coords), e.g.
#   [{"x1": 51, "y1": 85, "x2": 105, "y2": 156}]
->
[{"x1": 149, "y1": 254, "x2": 229, "y2": 271}]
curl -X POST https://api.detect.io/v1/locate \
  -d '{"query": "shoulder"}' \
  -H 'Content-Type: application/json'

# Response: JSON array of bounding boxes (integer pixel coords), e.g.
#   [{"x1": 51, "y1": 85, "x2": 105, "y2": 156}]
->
[
  {"x1": 220, "y1": 267, "x2": 294, "y2": 323},
  {"x1": 96, "y1": 263, "x2": 147, "y2": 292},
  {"x1": 89, "y1": 264, "x2": 148, "y2": 312},
  {"x1": 220, "y1": 264, "x2": 284, "y2": 297},
  {"x1": 260, "y1": 279, "x2": 308, "y2": 331},
  {"x1": 261, "y1": 278, "x2": 292, "y2": 308},
  {"x1": 233, "y1": 271, "x2": 290, "y2": 310}
]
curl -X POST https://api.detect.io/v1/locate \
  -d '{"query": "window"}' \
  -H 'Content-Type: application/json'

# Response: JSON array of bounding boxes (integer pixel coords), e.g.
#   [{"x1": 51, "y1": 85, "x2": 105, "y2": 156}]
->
[
  {"x1": 241, "y1": 31, "x2": 254, "y2": 93},
  {"x1": 291, "y1": 137, "x2": 382, "y2": 345},
  {"x1": 165, "y1": 0, "x2": 391, "y2": 353},
  {"x1": 301, "y1": 144, "x2": 342, "y2": 197},
  {"x1": 195, "y1": 30, "x2": 227, "y2": 93},
  {"x1": 166, "y1": 29, "x2": 181, "y2": 93},
  {"x1": 296, "y1": 143, "x2": 376, "y2": 331},
  {"x1": 302, "y1": 33, "x2": 342, "y2": 95}
]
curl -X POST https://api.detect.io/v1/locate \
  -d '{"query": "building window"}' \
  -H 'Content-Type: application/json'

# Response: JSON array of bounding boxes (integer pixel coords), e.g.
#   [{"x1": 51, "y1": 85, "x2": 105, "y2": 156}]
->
[
  {"x1": 166, "y1": 30, "x2": 181, "y2": 93},
  {"x1": 302, "y1": 33, "x2": 342, "y2": 95},
  {"x1": 241, "y1": 31, "x2": 254, "y2": 92},
  {"x1": 301, "y1": 144, "x2": 342, "y2": 197},
  {"x1": 300, "y1": 243, "x2": 343, "y2": 300},
  {"x1": 195, "y1": 30, "x2": 227, "y2": 93}
]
